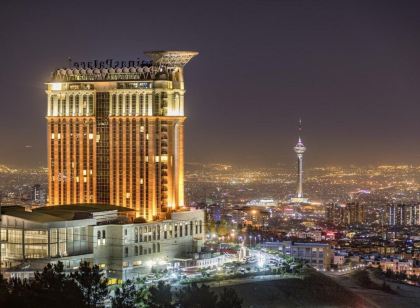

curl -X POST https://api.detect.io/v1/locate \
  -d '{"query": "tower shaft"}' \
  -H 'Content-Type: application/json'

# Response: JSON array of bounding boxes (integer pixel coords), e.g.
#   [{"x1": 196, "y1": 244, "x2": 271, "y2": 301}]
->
[{"x1": 297, "y1": 155, "x2": 303, "y2": 198}]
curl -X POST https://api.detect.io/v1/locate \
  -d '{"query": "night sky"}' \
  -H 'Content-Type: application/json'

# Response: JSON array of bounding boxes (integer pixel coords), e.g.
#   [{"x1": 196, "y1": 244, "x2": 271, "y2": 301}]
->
[{"x1": 1, "y1": 0, "x2": 420, "y2": 168}]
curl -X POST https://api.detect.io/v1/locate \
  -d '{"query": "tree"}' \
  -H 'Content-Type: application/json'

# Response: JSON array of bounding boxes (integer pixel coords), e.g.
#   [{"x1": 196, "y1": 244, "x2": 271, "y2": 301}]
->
[
  {"x1": 7, "y1": 277, "x2": 35, "y2": 307},
  {"x1": 385, "y1": 268, "x2": 393, "y2": 278},
  {"x1": 147, "y1": 281, "x2": 173, "y2": 308},
  {"x1": 177, "y1": 283, "x2": 218, "y2": 308},
  {"x1": 134, "y1": 278, "x2": 150, "y2": 308},
  {"x1": 217, "y1": 287, "x2": 243, "y2": 308},
  {"x1": 0, "y1": 274, "x2": 10, "y2": 306},
  {"x1": 1, "y1": 262, "x2": 85, "y2": 308},
  {"x1": 32, "y1": 262, "x2": 86, "y2": 307},
  {"x1": 112, "y1": 279, "x2": 137, "y2": 308},
  {"x1": 71, "y1": 261, "x2": 108, "y2": 307}
]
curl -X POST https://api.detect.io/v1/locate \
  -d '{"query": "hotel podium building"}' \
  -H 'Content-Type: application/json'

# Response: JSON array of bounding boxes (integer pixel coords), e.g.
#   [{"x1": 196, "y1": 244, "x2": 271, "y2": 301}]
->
[{"x1": 46, "y1": 51, "x2": 198, "y2": 220}]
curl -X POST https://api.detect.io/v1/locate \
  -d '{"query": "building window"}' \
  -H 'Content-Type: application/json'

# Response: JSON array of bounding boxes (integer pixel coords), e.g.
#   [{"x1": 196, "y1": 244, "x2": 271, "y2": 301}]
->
[
  {"x1": 135, "y1": 246, "x2": 139, "y2": 256},
  {"x1": 125, "y1": 94, "x2": 130, "y2": 115},
  {"x1": 88, "y1": 95, "x2": 94, "y2": 115},
  {"x1": 124, "y1": 247, "x2": 129, "y2": 257}
]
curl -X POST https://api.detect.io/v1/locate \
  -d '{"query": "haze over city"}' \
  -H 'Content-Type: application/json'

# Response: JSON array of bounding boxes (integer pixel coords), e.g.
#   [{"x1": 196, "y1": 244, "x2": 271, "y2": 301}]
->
[{"x1": 2, "y1": 0, "x2": 420, "y2": 167}]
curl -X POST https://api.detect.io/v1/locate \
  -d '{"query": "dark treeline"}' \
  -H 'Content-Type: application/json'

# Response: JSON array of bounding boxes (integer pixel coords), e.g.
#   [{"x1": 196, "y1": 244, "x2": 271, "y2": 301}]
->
[{"x1": 0, "y1": 261, "x2": 243, "y2": 308}]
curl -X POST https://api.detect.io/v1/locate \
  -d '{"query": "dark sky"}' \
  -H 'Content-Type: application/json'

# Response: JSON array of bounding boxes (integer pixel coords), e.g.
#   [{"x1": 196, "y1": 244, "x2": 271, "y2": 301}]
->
[{"x1": 1, "y1": 0, "x2": 420, "y2": 168}]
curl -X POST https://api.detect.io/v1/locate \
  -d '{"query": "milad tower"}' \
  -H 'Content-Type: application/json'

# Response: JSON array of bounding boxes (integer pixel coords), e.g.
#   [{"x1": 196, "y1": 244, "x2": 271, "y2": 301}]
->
[{"x1": 291, "y1": 119, "x2": 308, "y2": 204}]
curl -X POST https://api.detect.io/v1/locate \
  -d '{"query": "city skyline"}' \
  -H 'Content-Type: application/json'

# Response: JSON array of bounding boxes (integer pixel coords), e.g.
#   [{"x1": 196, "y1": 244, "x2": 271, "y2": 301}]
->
[
  {"x1": 1, "y1": 2, "x2": 420, "y2": 307},
  {"x1": 2, "y1": 0, "x2": 420, "y2": 167}
]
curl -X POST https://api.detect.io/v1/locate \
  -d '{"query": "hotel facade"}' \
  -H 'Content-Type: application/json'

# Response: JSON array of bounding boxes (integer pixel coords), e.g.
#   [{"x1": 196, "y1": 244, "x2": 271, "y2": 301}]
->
[{"x1": 46, "y1": 51, "x2": 198, "y2": 220}]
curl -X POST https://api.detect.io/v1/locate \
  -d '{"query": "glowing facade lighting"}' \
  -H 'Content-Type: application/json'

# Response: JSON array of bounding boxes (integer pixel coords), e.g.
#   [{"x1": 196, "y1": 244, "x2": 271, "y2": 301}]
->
[{"x1": 46, "y1": 51, "x2": 198, "y2": 220}]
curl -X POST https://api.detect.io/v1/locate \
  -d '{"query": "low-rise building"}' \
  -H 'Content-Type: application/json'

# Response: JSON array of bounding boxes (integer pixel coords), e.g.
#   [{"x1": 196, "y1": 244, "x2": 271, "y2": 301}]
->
[
  {"x1": 0, "y1": 205, "x2": 205, "y2": 281},
  {"x1": 380, "y1": 258, "x2": 420, "y2": 276},
  {"x1": 333, "y1": 255, "x2": 346, "y2": 266},
  {"x1": 262, "y1": 241, "x2": 332, "y2": 270}
]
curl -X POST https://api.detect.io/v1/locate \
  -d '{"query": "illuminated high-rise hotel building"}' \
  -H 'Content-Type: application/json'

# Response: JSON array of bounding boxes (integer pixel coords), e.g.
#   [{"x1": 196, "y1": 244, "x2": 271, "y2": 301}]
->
[{"x1": 46, "y1": 51, "x2": 198, "y2": 220}]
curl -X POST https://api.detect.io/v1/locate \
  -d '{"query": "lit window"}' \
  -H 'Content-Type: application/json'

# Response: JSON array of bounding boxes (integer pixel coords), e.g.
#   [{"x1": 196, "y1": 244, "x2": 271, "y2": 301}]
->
[{"x1": 51, "y1": 83, "x2": 62, "y2": 91}]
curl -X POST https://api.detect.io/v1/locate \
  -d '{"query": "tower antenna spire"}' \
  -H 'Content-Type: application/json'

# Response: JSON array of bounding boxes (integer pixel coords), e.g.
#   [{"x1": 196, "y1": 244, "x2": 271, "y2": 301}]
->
[{"x1": 298, "y1": 118, "x2": 303, "y2": 142}]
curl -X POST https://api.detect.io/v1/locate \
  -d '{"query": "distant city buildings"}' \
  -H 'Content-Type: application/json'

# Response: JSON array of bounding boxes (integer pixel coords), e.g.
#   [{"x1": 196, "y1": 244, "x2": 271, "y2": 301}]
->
[
  {"x1": 31, "y1": 184, "x2": 41, "y2": 202},
  {"x1": 387, "y1": 203, "x2": 420, "y2": 226},
  {"x1": 326, "y1": 202, "x2": 366, "y2": 226}
]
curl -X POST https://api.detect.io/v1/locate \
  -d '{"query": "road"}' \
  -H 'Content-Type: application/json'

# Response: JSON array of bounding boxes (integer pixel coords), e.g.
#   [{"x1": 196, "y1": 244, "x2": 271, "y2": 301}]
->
[{"x1": 204, "y1": 274, "x2": 301, "y2": 288}]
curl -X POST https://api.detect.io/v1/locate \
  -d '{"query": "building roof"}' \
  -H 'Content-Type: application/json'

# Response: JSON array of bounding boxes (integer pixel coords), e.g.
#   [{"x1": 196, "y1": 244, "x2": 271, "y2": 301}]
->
[
  {"x1": 1, "y1": 204, "x2": 134, "y2": 224},
  {"x1": 144, "y1": 50, "x2": 199, "y2": 67},
  {"x1": 49, "y1": 50, "x2": 198, "y2": 82}
]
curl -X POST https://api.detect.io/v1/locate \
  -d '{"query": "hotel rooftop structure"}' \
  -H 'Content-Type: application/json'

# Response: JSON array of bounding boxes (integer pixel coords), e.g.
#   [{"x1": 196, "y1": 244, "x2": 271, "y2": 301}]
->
[{"x1": 46, "y1": 51, "x2": 198, "y2": 220}]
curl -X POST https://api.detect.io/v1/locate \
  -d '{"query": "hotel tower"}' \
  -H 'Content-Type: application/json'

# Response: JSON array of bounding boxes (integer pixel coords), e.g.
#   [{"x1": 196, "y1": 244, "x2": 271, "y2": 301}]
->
[{"x1": 46, "y1": 51, "x2": 198, "y2": 220}]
